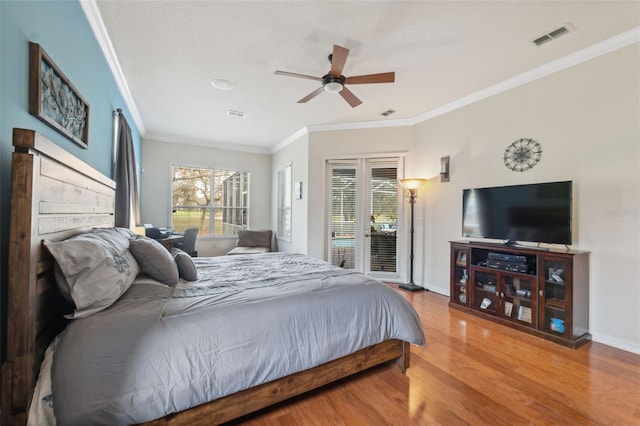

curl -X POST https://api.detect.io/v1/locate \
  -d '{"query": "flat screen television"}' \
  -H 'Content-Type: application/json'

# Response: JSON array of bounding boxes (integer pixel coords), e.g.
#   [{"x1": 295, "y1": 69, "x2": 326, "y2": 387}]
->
[{"x1": 462, "y1": 181, "x2": 572, "y2": 245}]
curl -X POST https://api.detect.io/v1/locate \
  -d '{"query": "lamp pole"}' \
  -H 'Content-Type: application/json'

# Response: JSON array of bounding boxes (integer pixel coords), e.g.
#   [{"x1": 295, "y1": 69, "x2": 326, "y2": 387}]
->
[{"x1": 399, "y1": 188, "x2": 425, "y2": 292}]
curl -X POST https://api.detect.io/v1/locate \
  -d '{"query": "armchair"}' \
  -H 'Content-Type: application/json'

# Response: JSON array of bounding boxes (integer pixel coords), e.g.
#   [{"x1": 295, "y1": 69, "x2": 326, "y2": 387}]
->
[{"x1": 227, "y1": 230, "x2": 273, "y2": 255}]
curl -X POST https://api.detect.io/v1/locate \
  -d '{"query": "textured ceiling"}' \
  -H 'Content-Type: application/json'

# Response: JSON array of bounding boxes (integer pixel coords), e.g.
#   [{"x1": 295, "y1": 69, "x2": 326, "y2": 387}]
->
[{"x1": 94, "y1": 1, "x2": 640, "y2": 152}]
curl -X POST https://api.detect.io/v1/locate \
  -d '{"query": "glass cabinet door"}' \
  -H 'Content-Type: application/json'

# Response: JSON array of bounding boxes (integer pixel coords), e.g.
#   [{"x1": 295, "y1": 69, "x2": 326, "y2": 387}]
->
[
  {"x1": 540, "y1": 258, "x2": 569, "y2": 335},
  {"x1": 451, "y1": 246, "x2": 469, "y2": 306},
  {"x1": 501, "y1": 275, "x2": 536, "y2": 326},
  {"x1": 471, "y1": 270, "x2": 498, "y2": 315}
]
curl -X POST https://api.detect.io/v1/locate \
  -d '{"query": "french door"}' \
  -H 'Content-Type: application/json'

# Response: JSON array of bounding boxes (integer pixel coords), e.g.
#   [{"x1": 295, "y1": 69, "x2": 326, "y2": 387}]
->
[{"x1": 327, "y1": 157, "x2": 404, "y2": 280}]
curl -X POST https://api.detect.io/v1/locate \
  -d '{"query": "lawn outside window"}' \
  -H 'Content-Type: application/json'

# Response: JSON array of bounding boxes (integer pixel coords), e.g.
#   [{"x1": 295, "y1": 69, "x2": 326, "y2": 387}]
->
[{"x1": 171, "y1": 165, "x2": 249, "y2": 237}]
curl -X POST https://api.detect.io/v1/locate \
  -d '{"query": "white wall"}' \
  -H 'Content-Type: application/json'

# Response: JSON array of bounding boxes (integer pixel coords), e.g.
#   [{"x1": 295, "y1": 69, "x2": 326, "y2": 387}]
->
[
  {"x1": 271, "y1": 132, "x2": 309, "y2": 254},
  {"x1": 306, "y1": 126, "x2": 414, "y2": 260},
  {"x1": 140, "y1": 138, "x2": 272, "y2": 256},
  {"x1": 411, "y1": 45, "x2": 640, "y2": 353}
]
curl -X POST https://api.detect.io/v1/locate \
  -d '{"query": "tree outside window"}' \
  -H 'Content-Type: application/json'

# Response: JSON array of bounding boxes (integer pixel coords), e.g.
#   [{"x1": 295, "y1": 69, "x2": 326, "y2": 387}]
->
[{"x1": 171, "y1": 166, "x2": 249, "y2": 236}]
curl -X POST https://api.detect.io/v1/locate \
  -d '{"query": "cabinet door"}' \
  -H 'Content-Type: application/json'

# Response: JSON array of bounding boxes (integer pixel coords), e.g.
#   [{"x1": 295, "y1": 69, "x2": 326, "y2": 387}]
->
[
  {"x1": 470, "y1": 269, "x2": 499, "y2": 315},
  {"x1": 539, "y1": 257, "x2": 572, "y2": 336},
  {"x1": 500, "y1": 275, "x2": 536, "y2": 327},
  {"x1": 451, "y1": 246, "x2": 469, "y2": 306}
]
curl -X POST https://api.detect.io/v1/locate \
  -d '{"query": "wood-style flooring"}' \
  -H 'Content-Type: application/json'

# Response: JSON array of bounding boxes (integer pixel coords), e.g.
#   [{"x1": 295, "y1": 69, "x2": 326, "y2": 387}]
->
[{"x1": 230, "y1": 288, "x2": 640, "y2": 425}]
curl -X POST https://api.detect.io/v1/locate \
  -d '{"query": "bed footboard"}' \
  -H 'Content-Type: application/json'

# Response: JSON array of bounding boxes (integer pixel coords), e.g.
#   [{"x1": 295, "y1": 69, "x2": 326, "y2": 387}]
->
[{"x1": 143, "y1": 339, "x2": 410, "y2": 426}]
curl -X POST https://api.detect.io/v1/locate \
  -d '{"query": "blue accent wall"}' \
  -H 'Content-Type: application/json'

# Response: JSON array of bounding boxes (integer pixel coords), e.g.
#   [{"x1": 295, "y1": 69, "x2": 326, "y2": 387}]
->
[{"x1": 0, "y1": 0, "x2": 142, "y2": 360}]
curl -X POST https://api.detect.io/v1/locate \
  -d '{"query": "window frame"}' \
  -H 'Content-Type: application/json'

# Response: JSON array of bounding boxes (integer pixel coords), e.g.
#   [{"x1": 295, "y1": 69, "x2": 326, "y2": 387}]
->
[
  {"x1": 277, "y1": 163, "x2": 292, "y2": 242},
  {"x1": 170, "y1": 163, "x2": 250, "y2": 238}
]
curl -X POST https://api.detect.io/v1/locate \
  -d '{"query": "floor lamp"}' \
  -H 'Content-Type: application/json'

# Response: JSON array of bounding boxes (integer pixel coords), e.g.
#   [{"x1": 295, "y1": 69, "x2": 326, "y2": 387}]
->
[{"x1": 399, "y1": 178, "x2": 428, "y2": 292}]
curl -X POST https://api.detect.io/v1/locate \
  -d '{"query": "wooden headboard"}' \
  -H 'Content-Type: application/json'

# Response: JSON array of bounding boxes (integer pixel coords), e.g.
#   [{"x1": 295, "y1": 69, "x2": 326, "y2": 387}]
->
[{"x1": 2, "y1": 129, "x2": 116, "y2": 425}]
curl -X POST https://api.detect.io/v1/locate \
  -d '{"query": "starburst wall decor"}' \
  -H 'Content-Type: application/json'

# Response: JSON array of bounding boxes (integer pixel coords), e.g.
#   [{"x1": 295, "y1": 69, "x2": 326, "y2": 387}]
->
[{"x1": 503, "y1": 138, "x2": 542, "y2": 172}]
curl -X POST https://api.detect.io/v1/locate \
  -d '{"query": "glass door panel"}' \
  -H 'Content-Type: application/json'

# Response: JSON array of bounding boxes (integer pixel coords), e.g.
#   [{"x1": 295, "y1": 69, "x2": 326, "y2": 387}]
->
[
  {"x1": 502, "y1": 276, "x2": 535, "y2": 325},
  {"x1": 541, "y1": 259, "x2": 568, "y2": 335},
  {"x1": 368, "y1": 166, "x2": 398, "y2": 274},
  {"x1": 451, "y1": 247, "x2": 469, "y2": 306},
  {"x1": 471, "y1": 270, "x2": 498, "y2": 315},
  {"x1": 329, "y1": 166, "x2": 358, "y2": 270}
]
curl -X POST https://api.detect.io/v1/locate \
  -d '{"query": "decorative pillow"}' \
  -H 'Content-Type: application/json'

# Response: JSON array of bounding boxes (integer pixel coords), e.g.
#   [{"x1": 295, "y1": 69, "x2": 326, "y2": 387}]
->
[
  {"x1": 44, "y1": 228, "x2": 140, "y2": 319},
  {"x1": 129, "y1": 236, "x2": 179, "y2": 286},
  {"x1": 236, "y1": 230, "x2": 272, "y2": 250},
  {"x1": 172, "y1": 248, "x2": 199, "y2": 281}
]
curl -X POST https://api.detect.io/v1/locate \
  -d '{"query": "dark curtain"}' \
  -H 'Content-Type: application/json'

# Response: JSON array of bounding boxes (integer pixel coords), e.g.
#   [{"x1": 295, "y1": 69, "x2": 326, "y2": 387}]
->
[{"x1": 114, "y1": 110, "x2": 140, "y2": 228}]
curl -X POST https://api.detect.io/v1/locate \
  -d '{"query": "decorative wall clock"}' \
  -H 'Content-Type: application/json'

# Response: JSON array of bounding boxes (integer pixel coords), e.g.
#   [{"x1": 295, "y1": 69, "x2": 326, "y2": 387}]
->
[{"x1": 503, "y1": 138, "x2": 542, "y2": 172}]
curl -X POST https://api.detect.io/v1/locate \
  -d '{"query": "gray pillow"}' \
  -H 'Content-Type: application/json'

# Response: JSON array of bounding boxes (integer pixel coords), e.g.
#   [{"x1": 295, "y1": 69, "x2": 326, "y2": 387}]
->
[
  {"x1": 129, "y1": 236, "x2": 179, "y2": 286},
  {"x1": 172, "y1": 248, "x2": 199, "y2": 281},
  {"x1": 44, "y1": 228, "x2": 140, "y2": 319},
  {"x1": 236, "y1": 230, "x2": 272, "y2": 250}
]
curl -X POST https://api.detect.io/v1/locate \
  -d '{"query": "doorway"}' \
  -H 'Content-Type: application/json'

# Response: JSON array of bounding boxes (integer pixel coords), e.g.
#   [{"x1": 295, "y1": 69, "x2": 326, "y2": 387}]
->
[{"x1": 327, "y1": 157, "x2": 404, "y2": 280}]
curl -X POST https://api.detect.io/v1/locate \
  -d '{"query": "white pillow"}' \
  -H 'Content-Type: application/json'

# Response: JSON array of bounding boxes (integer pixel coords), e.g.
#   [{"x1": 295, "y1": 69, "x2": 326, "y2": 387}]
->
[{"x1": 44, "y1": 228, "x2": 139, "y2": 319}]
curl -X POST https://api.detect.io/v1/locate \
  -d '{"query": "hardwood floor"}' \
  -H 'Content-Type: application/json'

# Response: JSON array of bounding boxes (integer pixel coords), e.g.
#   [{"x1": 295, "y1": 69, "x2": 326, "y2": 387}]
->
[{"x1": 229, "y1": 288, "x2": 640, "y2": 425}]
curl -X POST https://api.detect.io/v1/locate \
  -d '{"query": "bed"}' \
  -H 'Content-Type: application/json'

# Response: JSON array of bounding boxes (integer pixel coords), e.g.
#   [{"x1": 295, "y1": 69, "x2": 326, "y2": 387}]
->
[{"x1": 1, "y1": 129, "x2": 425, "y2": 425}]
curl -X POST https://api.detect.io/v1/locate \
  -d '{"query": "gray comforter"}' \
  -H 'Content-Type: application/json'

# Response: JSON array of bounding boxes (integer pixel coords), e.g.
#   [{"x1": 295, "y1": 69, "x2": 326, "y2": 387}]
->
[{"x1": 52, "y1": 253, "x2": 425, "y2": 425}]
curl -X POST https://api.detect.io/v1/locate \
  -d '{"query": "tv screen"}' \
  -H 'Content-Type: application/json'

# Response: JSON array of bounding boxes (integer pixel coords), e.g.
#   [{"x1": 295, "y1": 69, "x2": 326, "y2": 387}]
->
[{"x1": 462, "y1": 181, "x2": 572, "y2": 245}]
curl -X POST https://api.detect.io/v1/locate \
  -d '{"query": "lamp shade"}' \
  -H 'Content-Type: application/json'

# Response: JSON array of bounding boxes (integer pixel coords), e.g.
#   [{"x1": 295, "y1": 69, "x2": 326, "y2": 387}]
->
[{"x1": 400, "y1": 178, "x2": 427, "y2": 190}]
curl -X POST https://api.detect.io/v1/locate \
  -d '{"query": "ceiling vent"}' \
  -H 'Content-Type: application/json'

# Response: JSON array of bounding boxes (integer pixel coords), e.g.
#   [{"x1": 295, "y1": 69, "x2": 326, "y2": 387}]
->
[
  {"x1": 381, "y1": 109, "x2": 396, "y2": 117},
  {"x1": 532, "y1": 24, "x2": 573, "y2": 46},
  {"x1": 226, "y1": 110, "x2": 246, "y2": 118}
]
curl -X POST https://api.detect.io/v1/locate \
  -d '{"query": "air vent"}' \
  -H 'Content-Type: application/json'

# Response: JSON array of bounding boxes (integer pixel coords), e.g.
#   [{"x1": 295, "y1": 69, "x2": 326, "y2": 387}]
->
[
  {"x1": 226, "y1": 110, "x2": 246, "y2": 118},
  {"x1": 532, "y1": 24, "x2": 573, "y2": 46},
  {"x1": 381, "y1": 109, "x2": 396, "y2": 117}
]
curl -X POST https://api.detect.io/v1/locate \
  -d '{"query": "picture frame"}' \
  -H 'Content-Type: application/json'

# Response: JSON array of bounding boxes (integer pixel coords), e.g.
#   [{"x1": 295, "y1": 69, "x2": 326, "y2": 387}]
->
[
  {"x1": 517, "y1": 306, "x2": 532, "y2": 323},
  {"x1": 456, "y1": 250, "x2": 467, "y2": 267},
  {"x1": 29, "y1": 42, "x2": 89, "y2": 149},
  {"x1": 504, "y1": 301, "x2": 513, "y2": 317}
]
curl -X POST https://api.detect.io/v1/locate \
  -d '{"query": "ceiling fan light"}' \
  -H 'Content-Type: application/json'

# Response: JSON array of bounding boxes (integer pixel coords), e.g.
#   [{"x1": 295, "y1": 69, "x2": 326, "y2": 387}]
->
[{"x1": 324, "y1": 81, "x2": 343, "y2": 94}]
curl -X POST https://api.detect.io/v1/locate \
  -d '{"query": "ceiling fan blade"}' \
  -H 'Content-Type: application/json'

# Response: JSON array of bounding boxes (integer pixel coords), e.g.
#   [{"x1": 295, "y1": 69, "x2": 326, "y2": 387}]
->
[
  {"x1": 345, "y1": 72, "x2": 395, "y2": 85},
  {"x1": 339, "y1": 87, "x2": 362, "y2": 108},
  {"x1": 275, "y1": 71, "x2": 322, "y2": 81},
  {"x1": 297, "y1": 86, "x2": 325, "y2": 103},
  {"x1": 330, "y1": 45, "x2": 349, "y2": 77}
]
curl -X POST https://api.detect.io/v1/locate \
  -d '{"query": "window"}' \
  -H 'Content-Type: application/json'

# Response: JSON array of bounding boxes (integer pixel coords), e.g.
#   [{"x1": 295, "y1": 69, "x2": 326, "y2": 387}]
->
[
  {"x1": 171, "y1": 165, "x2": 249, "y2": 236},
  {"x1": 277, "y1": 164, "x2": 292, "y2": 241}
]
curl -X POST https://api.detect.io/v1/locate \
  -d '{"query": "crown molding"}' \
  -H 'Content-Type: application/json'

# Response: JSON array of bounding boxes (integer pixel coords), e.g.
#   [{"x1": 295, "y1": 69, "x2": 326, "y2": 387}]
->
[
  {"x1": 80, "y1": 0, "x2": 146, "y2": 135},
  {"x1": 410, "y1": 26, "x2": 640, "y2": 124},
  {"x1": 270, "y1": 127, "x2": 309, "y2": 154},
  {"x1": 307, "y1": 117, "x2": 415, "y2": 133},
  {"x1": 274, "y1": 26, "x2": 640, "y2": 153}
]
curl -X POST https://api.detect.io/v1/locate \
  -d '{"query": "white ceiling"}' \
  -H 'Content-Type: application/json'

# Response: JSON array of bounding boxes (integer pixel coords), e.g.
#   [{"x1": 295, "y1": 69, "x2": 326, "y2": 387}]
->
[{"x1": 92, "y1": 1, "x2": 640, "y2": 153}]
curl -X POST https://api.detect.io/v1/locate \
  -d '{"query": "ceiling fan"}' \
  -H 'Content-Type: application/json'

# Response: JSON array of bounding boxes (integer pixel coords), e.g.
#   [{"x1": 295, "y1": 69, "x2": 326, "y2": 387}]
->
[{"x1": 275, "y1": 44, "x2": 395, "y2": 108}]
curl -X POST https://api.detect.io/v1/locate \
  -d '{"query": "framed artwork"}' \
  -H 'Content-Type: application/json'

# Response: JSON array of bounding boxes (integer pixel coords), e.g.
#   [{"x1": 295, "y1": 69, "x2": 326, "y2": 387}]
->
[
  {"x1": 29, "y1": 42, "x2": 89, "y2": 149},
  {"x1": 455, "y1": 250, "x2": 467, "y2": 267}
]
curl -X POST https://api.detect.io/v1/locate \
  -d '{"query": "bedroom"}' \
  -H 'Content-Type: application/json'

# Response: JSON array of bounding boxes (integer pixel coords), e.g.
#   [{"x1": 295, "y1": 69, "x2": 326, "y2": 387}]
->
[{"x1": 1, "y1": 0, "x2": 639, "y2": 424}]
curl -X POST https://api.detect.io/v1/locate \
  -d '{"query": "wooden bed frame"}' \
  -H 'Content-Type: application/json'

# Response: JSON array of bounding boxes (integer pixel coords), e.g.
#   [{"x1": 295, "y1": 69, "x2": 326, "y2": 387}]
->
[{"x1": 1, "y1": 129, "x2": 410, "y2": 425}]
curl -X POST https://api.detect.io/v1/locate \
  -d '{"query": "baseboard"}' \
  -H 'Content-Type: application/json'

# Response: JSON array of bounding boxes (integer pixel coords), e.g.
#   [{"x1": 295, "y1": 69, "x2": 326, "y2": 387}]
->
[
  {"x1": 423, "y1": 283, "x2": 449, "y2": 296},
  {"x1": 590, "y1": 332, "x2": 640, "y2": 355}
]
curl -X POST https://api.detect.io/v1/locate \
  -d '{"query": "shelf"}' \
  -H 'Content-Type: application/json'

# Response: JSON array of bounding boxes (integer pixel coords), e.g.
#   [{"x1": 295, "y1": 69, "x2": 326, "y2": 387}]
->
[
  {"x1": 545, "y1": 298, "x2": 565, "y2": 309},
  {"x1": 545, "y1": 280, "x2": 565, "y2": 286},
  {"x1": 508, "y1": 295, "x2": 531, "y2": 302},
  {"x1": 472, "y1": 265, "x2": 536, "y2": 278}
]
